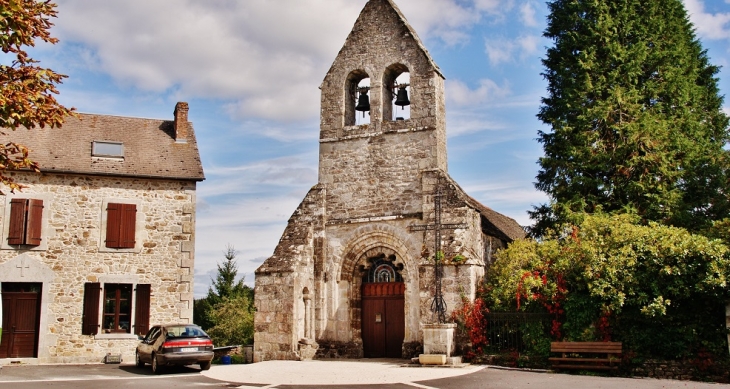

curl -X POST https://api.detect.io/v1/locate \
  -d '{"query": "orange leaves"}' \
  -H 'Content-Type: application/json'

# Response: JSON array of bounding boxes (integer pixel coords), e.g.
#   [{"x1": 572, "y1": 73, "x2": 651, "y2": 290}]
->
[{"x1": 0, "y1": 0, "x2": 74, "y2": 192}]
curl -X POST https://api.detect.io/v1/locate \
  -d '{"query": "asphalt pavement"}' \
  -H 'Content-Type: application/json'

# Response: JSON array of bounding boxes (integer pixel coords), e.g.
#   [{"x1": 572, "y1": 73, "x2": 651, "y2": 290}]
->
[{"x1": 0, "y1": 360, "x2": 729, "y2": 389}]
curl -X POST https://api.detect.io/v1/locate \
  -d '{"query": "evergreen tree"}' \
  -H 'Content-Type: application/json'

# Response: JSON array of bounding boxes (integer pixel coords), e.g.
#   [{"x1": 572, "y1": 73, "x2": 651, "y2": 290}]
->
[
  {"x1": 206, "y1": 244, "x2": 252, "y2": 305},
  {"x1": 194, "y1": 244, "x2": 254, "y2": 334},
  {"x1": 531, "y1": 0, "x2": 730, "y2": 236}
]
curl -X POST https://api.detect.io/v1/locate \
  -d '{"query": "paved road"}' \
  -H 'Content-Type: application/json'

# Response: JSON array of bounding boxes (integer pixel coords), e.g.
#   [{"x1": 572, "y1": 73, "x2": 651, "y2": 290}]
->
[{"x1": 0, "y1": 362, "x2": 728, "y2": 389}]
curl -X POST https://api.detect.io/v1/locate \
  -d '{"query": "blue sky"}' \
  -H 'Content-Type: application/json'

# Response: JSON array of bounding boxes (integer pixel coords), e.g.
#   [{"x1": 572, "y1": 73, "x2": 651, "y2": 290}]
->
[{"x1": 27, "y1": 0, "x2": 730, "y2": 297}]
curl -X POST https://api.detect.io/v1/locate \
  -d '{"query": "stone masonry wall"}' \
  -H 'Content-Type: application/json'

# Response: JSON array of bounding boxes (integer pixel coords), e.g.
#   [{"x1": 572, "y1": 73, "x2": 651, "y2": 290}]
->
[
  {"x1": 0, "y1": 171, "x2": 196, "y2": 364},
  {"x1": 319, "y1": 130, "x2": 437, "y2": 221},
  {"x1": 254, "y1": 186, "x2": 324, "y2": 361}
]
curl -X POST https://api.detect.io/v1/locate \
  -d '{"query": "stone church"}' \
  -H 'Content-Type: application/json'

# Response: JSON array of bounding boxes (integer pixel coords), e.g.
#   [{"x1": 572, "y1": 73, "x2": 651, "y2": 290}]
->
[{"x1": 253, "y1": 0, "x2": 525, "y2": 362}]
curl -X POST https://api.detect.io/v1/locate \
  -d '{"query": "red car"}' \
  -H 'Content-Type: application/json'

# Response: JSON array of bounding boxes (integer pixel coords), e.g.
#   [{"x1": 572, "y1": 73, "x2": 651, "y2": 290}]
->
[{"x1": 135, "y1": 324, "x2": 214, "y2": 374}]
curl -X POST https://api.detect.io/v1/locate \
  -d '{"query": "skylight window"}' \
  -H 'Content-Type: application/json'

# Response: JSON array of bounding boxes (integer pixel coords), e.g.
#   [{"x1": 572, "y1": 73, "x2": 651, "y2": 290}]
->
[{"x1": 92, "y1": 141, "x2": 124, "y2": 158}]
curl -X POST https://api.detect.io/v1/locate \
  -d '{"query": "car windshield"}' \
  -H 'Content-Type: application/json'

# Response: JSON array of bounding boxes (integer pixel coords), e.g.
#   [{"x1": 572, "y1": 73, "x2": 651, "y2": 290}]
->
[{"x1": 165, "y1": 325, "x2": 208, "y2": 338}]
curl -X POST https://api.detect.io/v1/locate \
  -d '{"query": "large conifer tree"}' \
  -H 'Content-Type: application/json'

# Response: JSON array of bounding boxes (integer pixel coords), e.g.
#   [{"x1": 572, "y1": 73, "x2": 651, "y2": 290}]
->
[{"x1": 531, "y1": 0, "x2": 730, "y2": 236}]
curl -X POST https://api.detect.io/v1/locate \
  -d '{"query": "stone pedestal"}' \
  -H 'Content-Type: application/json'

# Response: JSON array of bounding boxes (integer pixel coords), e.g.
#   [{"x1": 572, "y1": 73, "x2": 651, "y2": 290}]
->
[{"x1": 422, "y1": 323, "x2": 456, "y2": 357}]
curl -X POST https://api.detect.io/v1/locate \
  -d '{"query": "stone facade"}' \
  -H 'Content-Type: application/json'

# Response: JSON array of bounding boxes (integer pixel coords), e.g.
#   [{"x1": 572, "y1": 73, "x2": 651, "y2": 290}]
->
[
  {"x1": 0, "y1": 103, "x2": 204, "y2": 364},
  {"x1": 253, "y1": 0, "x2": 525, "y2": 362}
]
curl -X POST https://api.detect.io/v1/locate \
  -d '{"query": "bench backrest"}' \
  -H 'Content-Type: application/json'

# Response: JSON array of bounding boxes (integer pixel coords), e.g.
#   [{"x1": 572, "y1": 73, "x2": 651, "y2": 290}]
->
[{"x1": 551, "y1": 342, "x2": 622, "y2": 354}]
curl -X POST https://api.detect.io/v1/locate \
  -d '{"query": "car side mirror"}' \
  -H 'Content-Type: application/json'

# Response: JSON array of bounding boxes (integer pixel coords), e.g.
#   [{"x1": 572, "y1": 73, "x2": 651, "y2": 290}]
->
[{"x1": 138, "y1": 335, "x2": 145, "y2": 341}]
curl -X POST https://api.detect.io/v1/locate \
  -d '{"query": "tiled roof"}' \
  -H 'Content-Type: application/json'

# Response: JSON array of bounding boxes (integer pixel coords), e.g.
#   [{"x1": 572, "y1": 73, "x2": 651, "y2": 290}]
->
[{"x1": 6, "y1": 108, "x2": 205, "y2": 181}]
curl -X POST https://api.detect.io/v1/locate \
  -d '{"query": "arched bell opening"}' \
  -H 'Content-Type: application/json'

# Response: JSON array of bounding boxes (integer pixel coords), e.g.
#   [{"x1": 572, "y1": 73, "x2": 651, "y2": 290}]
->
[
  {"x1": 345, "y1": 70, "x2": 371, "y2": 126},
  {"x1": 383, "y1": 64, "x2": 411, "y2": 122}
]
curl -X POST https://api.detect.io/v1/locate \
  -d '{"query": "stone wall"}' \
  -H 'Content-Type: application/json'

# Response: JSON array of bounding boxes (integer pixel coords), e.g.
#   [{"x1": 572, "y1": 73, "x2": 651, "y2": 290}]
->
[
  {"x1": 632, "y1": 360, "x2": 730, "y2": 383},
  {"x1": 0, "y1": 171, "x2": 197, "y2": 364}
]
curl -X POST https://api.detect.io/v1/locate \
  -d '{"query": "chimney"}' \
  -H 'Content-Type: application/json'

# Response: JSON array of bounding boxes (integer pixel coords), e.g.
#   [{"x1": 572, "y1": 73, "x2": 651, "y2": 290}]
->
[{"x1": 173, "y1": 102, "x2": 189, "y2": 143}]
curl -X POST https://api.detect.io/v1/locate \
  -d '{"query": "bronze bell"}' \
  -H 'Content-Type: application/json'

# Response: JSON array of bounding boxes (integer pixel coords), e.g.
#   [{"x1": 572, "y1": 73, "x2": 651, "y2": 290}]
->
[
  {"x1": 394, "y1": 86, "x2": 410, "y2": 108},
  {"x1": 355, "y1": 89, "x2": 370, "y2": 117}
]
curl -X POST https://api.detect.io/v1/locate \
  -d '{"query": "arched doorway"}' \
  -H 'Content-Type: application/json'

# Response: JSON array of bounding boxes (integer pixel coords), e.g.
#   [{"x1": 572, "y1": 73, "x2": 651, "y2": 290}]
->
[{"x1": 361, "y1": 253, "x2": 404, "y2": 358}]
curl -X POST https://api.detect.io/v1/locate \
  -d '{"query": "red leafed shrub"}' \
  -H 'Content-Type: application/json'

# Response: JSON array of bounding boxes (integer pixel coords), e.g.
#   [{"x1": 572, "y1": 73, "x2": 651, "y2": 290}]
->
[{"x1": 451, "y1": 295, "x2": 488, "y2": 359}]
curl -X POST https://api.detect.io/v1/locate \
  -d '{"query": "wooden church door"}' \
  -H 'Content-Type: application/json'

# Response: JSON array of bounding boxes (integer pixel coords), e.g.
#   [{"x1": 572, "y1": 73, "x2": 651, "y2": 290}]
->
[
  {"x1": 0, "y1": 283, "x2": 42, "y2": 358},
  {"x1": 361, "y1": 256, "x2": 404, "y2": 358}
]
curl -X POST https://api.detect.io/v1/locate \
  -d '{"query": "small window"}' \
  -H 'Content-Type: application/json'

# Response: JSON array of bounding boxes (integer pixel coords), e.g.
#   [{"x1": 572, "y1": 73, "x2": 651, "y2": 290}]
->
[
  {"x1": 105, "y1": 203, "x2": 137, "y2": 248},
  {"x1": 8, "y1": 198, "x2": 43, "y2": 246},
  {"x1": 103, "y1": 283, "x2": 132, "y2": 333},
  {"x1": 92, "y1": 141, "x2": 124, "y2": 158}
]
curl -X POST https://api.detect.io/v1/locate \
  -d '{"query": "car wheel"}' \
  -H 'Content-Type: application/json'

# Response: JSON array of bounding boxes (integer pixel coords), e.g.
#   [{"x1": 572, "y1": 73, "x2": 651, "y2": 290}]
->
[
  {"x1": 199, "y1": 361, "x2": 211, "y2": 371},
  {"x1": 151, "y1": 353, "x2": 162, "y2": 374},
  {"x1": 135, "y1": 351, "x2": 145, "y2": 368}
]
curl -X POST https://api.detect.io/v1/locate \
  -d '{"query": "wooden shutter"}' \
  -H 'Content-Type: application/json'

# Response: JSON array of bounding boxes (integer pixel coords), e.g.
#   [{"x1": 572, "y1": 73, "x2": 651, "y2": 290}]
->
[
  {"x1": 7, "y1": 199, "x2": 28, "y2": 245},
  {"x1": 134, "y1": 284, "x2": 151, "y2": 336},
  {"x1": 82, "y1": 283, "x2": 101, "y2": 335},
  {"x1": 105, "y1": 203, "x2": 122, "y2": 248},
  {"x1": 120, "y1": 204, "x2": 137, "y2": 249},
  {"x1": 106, "y1": 203, "x2": 136, "y2": 249},
  {"x1": 25, "y1": 199, "x2": 43, "y2": 246}
]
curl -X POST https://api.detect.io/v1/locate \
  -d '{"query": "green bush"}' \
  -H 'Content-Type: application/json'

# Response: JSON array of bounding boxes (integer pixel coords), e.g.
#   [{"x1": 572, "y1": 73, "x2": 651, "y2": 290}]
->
[{"x1": 486, "y1": 212, "x2": 730, "y2": 360}]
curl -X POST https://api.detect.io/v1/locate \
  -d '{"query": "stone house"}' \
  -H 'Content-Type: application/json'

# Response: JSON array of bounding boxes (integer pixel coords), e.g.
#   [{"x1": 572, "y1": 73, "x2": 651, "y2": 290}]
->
[
  {"x1": 253, "y1": 0, "x2": 525, "y2": 362},
  {"x1": 0, "y1": 102, "x2": 204, "y2": 364}
]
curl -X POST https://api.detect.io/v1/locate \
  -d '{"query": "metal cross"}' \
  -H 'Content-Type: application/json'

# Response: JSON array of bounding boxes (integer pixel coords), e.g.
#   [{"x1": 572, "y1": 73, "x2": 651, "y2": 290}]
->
[
  {"x1": 16, "y1": 257, "x2": 29, "y2": 277},
  {"x1": 410, "y1": 177, "x2": 467, "y2": 323}
]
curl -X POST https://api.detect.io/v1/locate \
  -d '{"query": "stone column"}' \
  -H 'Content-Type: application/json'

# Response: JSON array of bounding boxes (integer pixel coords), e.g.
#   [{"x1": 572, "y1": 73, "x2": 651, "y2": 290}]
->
[{"x1": 304, "y1": 293, "x2": 312, "y2": 339}]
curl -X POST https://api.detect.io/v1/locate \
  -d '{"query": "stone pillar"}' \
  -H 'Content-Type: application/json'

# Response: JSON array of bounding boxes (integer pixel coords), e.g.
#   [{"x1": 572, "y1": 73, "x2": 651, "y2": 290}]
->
[{"x1": 304, "y1": 293, "x2": 312, "y2": 339}]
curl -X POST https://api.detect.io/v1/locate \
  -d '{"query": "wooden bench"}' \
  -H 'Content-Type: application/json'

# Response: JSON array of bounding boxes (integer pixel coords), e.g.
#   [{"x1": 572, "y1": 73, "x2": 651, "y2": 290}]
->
[{"x1": 549, "y1": 342, "x2": 622, "y2": 370}]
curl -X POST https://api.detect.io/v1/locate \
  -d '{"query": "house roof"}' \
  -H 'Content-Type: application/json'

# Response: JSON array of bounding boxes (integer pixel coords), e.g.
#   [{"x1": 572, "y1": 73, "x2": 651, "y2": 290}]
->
[{"x1": 6, "y1": 106, "x2": 205, "y2": 181}]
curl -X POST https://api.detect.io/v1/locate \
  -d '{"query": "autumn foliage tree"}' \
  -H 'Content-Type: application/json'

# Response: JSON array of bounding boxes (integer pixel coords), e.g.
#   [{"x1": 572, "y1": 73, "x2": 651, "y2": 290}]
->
[
  {"x1": 531, "y1": 0, "x2": 730, "y2": 236},
  {"x1": 0, "y1": 0, "x2": 74, "y2": 192}
]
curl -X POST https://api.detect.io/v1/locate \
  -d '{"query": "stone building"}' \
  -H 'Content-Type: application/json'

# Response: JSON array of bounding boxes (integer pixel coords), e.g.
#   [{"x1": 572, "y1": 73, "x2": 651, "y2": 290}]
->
[
  {"x1": 253, "y1": 0, "x2": 525, "y2": 362},
  {"x1": 0, "y1": 102, "x2": 204, "y2": 364}
]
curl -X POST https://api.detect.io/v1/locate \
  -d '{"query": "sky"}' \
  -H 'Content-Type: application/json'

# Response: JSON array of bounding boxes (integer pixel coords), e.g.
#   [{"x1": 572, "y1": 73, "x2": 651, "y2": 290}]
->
[{"x1": 23, "y1": 0, "x2": 730, "y2": 297}]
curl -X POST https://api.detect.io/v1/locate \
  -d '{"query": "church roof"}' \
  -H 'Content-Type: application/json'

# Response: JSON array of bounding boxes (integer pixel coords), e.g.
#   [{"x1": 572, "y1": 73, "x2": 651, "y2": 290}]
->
[
  {"x1": 6, "y1": 107, "x2": 205, "y2": 181},
  {"x1": 441, "y1": 172, "x2": 526, "y2": 242},
  {"x1": 465, "y1": 194, "x2": 527, "y2": 241}
]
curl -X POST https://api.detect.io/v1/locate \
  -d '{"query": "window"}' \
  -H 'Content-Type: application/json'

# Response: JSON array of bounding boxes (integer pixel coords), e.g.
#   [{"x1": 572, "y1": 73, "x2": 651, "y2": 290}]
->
[
  {"x1": 92, "y1": 141, "x2": 124, "y2": 158},
  {"x1": 105, "y1": 203, "x2": 137, "y2": 249},
  {"x1": 7, "y1": 199, "x2": 43, "y2": 246},
  {"x1": 103, "y1": 284, "x2": 132, "y2": 333},
  {"x1": 82, "y1": 283, "x2": 150, "y2": 336}
]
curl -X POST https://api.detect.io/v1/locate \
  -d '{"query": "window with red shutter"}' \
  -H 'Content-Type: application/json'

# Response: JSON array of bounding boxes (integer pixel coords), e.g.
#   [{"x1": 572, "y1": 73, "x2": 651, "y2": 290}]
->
[
  {"x1": 26, "y1": 199, "x2": 44, "y2": 246},
  {"x1": 7, "y1": 198, "x2": 43, "y2": 246},
  {"x1": 82, "y1": 283, "x2": 101, "y2": 335},
  {"x1": 134, "y1": 284, "x2": 151, "y2": 336},
  {"x1": 106, "y1": 203, "x2": 136, "y2": 249}
]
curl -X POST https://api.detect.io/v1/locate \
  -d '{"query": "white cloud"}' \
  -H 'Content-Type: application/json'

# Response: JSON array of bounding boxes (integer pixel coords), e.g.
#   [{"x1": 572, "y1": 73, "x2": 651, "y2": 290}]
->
[
  {"x1": 485, "y1": 35, "x2": 541, "y2": 65},
  {"x1": 198, "y1": 155, "x2": 318, "y2": 199},
  {"x1": 683, "y1": 0, "x2": 730, "y2": 40},
  {"x1": 520, "y1": 3, "x2": 539, "y2": 27},
  {"x1": 446, "y1": 78, "x2": 511, "y2": 107},
  {"x1": 50, "y1": 0, "x2": 521, "y2": 123},
  {"x1": 397, "y1": 0, "x2": 515, "y2": 45},
  {"x1": 53, "y1": 0, "x2": 364, "y2": 122}
]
